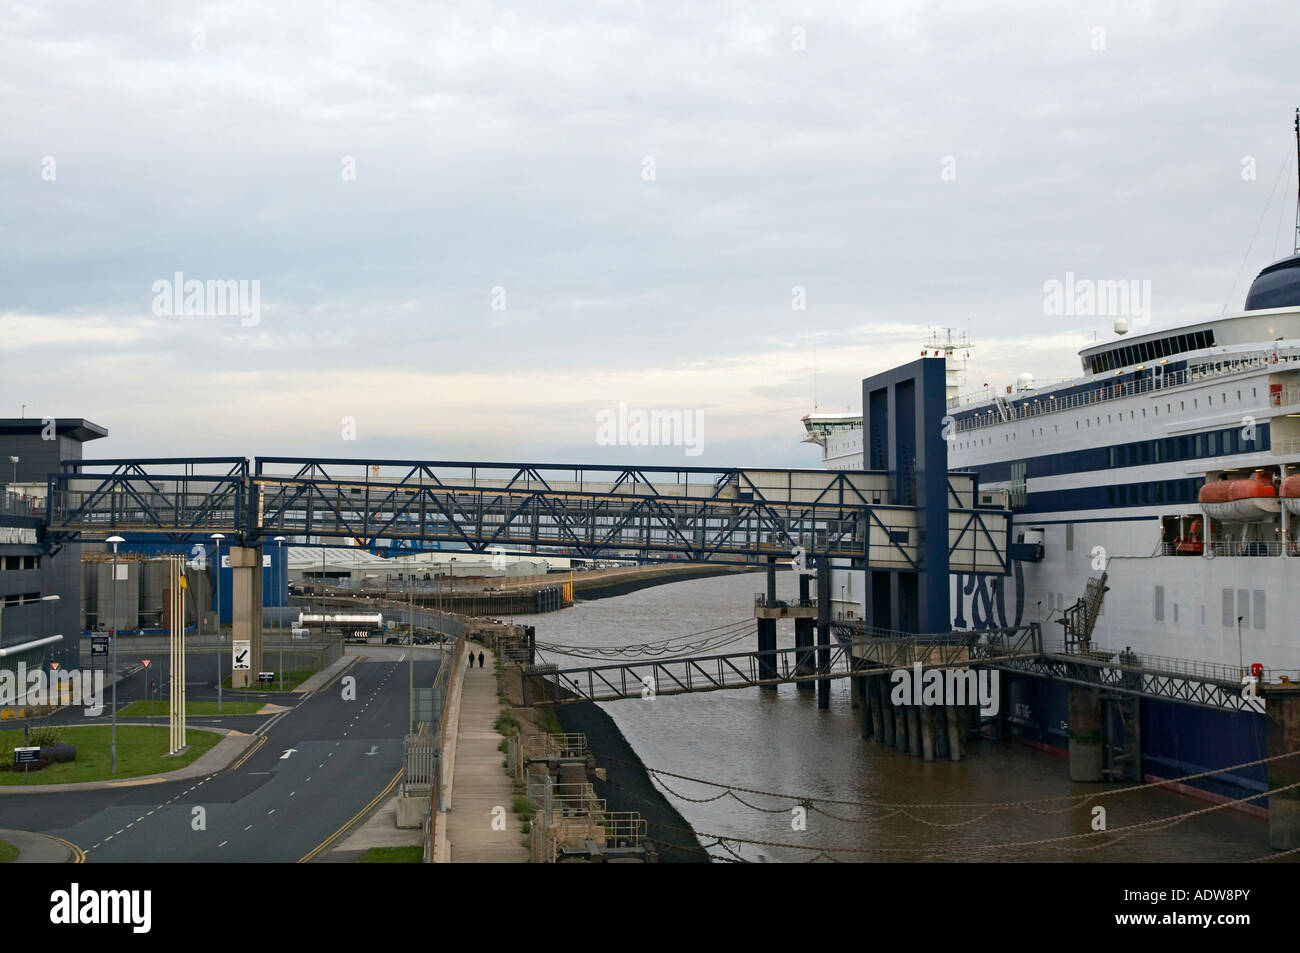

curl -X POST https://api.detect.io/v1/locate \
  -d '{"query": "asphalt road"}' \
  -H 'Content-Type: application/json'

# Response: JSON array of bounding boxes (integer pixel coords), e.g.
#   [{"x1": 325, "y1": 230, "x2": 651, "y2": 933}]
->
[{"x1": 3, "y1": 647, "x2": 442, "y2": 862}]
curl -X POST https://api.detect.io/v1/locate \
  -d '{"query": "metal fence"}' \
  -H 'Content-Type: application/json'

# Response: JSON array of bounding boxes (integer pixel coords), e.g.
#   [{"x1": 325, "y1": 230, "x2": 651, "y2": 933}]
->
[{"x1": 417, "y1": 634, "x2": 467, "y2": 862}]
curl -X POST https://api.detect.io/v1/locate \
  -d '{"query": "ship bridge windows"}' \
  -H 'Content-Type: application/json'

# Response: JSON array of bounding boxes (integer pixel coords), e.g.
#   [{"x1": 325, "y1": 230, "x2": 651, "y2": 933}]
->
[{"x1": 1086, "y1": 329, "x2": 1216, "y2": 374}]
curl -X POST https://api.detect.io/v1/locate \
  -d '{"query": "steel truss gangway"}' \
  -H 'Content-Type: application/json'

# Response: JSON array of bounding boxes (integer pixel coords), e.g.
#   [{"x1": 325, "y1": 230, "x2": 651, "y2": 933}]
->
[
  {"x1": 992, "y1": 651, "x2": 1284, "y2": 713},
  {"x1": 45, "y1": 456, "x2": 1012, "y2": 569},
  {"x1": 521, "y1": 625, "x2": 1043, "y2": 705}
]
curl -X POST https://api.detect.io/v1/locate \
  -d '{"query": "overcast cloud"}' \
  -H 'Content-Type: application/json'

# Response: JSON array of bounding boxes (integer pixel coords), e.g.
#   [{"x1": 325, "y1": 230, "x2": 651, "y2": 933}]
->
[{"x1": 2, "y1": 0, "x2": 1298, "y2": 467}]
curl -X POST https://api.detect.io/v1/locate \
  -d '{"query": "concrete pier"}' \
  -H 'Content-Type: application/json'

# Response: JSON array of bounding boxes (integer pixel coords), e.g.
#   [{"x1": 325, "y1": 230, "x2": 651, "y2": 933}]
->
[
  {"x1": 880, "y1": 679, "x2": 896, "y2": 746},
  {"x1": 920, "y1": 703, "x2": 936, "y2": 761},
  {"x1": 228, "y1": 545, "x2": 263, "y2": 689},
  {"x1": 945, "y1": 705, "x2": 963, "y2": 762},
  {"x1": 1264, "y1": 684, "x2": 1300, "y2": 850},
  {"x1": 857, "y1": 677, "x2": 870, "y2": 739},
  {"x1": 1067, "y1": 682, "x2": 1104, "y2": 782},
  {"x1": 932, "y1": 706, "x2": 948, "y2": 760},
  {"x1": 908, "y1": 705, "x2": 922, "y2": 757},
  {"x1": 868, "y1": 675, "x2": 884, "y2": 741}
]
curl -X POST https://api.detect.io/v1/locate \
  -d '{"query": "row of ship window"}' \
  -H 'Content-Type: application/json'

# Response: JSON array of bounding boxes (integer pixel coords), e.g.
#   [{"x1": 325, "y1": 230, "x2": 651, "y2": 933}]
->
[{"x1": 1108, "y1": 426, "x2": 1268, "y2": 467}]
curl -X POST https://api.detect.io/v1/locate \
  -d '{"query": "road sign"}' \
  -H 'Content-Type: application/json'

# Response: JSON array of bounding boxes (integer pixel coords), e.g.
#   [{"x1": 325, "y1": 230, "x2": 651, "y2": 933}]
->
[
  {"x1": 49, "y1": 662, "x2": 60, "y2": 671},
  {"x1": 258, "y1": 672, "x2": 274, "y2": 684},
  {"x1": 233, "y1": 641, "x2": 251, "y2": 670},
  {"x1": 91, "y1": 637, "x2": 109, "y2": 656},
  {"x1": 141, "y1": 659, "x2": 152, "y2": 669},
  {"x1": 13, "y1": 746, "x2": 39, "y2": 766}
]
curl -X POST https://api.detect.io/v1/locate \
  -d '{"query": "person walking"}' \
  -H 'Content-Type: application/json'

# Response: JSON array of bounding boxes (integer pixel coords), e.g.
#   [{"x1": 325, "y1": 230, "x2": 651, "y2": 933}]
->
[
  {"x1": 478, "y1": 651, "x2": 485, "y2": 669},
  {"x1": 467, "y1": 651, "x2": 474, "y2": 669}
]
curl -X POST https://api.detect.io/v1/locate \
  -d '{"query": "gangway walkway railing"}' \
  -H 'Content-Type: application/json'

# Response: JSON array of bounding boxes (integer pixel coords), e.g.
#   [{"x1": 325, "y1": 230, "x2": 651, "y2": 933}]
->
[
  {"x1": 993, "y1": 646, "x2": 1300, "y2": 713},
  {"x1": 521, "y1": 626, "x2": 1042, "y2": 705}
]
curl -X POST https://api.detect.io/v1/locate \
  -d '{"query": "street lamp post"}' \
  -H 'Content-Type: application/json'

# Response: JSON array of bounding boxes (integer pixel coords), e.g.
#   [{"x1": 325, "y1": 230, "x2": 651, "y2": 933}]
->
[
  {"x1": 106, "y1": 536, "x2": 124, "y2": 774},
  {"x1": 212, "y1": 533, "x2": 225, "y2": 712}
]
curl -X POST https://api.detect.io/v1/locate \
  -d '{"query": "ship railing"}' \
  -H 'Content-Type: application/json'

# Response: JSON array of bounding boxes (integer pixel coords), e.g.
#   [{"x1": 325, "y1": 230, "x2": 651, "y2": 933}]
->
[
  {"x1": 952, "y1": 369, "x2": 1190, "y2": 435},
  {"x1": 755, "y1": 592, "x2": 817, "y2": 609},
  {"x1": 1056, "y1": 644, "x2": 1300, "y2": 687},
  {"x1": 1205, "y1": 540, "x2": 1286, "y2": 557},
  {"x1": 1270, "y1": 385, "x2": 1300, "y2": 408},
  {"x1": 1160, "y1": 541, "x2": 1288, "y2": 557}
]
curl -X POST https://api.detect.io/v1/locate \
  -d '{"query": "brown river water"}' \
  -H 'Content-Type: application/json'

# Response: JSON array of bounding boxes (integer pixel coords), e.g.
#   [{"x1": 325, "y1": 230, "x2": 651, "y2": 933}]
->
[{"x1": 519, "y1": 570, "x2": 1272, "y2": 863}]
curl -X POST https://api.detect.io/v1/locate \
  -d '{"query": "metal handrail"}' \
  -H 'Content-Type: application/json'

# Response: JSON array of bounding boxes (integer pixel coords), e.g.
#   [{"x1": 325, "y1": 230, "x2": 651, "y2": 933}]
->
[
  {"x1": 1159, "y1": 541, "x2": 1289, "y2": 557},
  {"x1": 1054, "y1": 644, "x2": 1300, "y2": 686},
  {"x1": 952, "y1": 349, "x2": 1300, "y2": 435}
]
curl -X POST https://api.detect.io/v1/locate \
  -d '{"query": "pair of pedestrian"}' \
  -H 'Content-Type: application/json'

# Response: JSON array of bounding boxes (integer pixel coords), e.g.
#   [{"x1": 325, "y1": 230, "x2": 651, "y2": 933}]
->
[{"x1": 466, "y1": 649, "x2": 485, "y2": 669}]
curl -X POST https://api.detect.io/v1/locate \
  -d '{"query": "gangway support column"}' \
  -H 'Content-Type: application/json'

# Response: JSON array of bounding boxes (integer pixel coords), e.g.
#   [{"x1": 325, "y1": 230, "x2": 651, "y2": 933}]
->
[
  {"x1": 1264, "y1": 683, "x2": 1300, "y2": 850},
  {"x1": 879, "y1": 676, "x2": 896, "y2": 746},
  {"x1": 920, "y1": 700, "x2": 936, "y2": 761},
  {"x1": 794, "y1": 575, "x2": 814, "y2": 690},
  {"x1": 816, "y1": 564, "x2": 831, "y2": 710},
  {"x1": 1068, "y1": 676, "x2": 1104, "y2": 782},
  {"x1": 229, "y1": 545, "x2": 264, "y2": 690},
  {"x1": 908, "y1": 704, "x2": 922, "y2": 757},
  {"x1": 758, "y1": 558, "x2": 778, "y2": 685},
  {"x1": 857, "y1": 677, "x2": 871, "y2": 739},
  {"x1": 945, "y1": 704, "x2": 963, "y2": 762},
  {"x1": 870, "y1": 673, "x2": 886, "y2": 742}
]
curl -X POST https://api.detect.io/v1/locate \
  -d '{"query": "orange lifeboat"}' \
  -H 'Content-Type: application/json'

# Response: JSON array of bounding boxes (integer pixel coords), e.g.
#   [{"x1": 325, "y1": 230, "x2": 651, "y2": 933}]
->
[
  {"x1": 1280, "y1": 474, "x2": 1300, "y2": 516},
  {"x1": 1198, "y1": 472, "x2": 1279, "y2": 522}
]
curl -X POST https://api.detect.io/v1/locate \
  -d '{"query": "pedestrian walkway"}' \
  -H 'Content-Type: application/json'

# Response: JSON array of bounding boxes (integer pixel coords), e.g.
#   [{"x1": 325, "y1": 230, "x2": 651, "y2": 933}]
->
[
  {"x1": 0, "y1": 829, "x2": 78, "y2": 862},
  {"x1": 444, "y1": 648, "x2": 528, "y2": 862}
]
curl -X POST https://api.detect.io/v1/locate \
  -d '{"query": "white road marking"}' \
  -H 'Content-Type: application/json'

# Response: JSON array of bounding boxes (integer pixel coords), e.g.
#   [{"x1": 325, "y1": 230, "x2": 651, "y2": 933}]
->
[
  {"x1": 267, "y1": 809, "x2": 276, "y2": 815},
  {"x1": 244, "y1": 824, "x2": 253, "y2": 831},
  {"x1": 218, "y1": 840, "x2": 228, "y2": 848}
]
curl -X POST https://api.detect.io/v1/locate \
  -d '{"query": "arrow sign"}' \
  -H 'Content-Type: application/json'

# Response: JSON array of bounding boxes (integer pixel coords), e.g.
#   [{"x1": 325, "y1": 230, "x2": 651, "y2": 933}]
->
[
  {"x1": 49, "y1": 662, "x2": 60, "y2": 671},
  {"x1": 280, "y1": 748, "x2": 297, "y2": 760},
  {"x1": 365, "y1": 746, "x2": 378, "y2": 757},
  {"x1": 141, "y1": 659, "x2": 152, "y2": 669},
  {"x1": 233, "y1": 640, "x2": 251, "y2": 670}
]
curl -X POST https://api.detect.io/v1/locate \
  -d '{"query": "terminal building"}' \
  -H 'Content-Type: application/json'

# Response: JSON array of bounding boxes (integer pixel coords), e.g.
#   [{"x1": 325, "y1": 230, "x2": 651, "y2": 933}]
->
[{"x1": 0, "y1": 418, "x2": 106, "y2": 674}]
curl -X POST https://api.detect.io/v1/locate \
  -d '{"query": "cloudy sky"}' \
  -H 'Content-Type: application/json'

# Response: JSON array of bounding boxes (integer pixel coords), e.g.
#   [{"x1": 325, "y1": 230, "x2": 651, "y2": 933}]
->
[{"x1": 2, "y1": 1, "x2": 1298, "y2": 469}]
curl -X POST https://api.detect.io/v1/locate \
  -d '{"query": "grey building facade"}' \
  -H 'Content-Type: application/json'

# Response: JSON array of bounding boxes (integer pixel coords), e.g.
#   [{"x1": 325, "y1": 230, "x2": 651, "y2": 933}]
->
[{"x1": 0, "y1": 418, "x2": 107, "y2": 672}]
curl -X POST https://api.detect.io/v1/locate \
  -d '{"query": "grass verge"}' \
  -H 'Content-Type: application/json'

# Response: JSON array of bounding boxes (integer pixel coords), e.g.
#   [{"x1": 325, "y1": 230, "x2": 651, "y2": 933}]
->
[
  {"x1": 358, "y1": 845, "x2": 423, "y2": 863},
  {"x1": 220, "y1": 670, "x2": 315, "y2": 692},
  {"x1": 119, "y1": 700, "x2": 265, "y2": 717},
  {"x1": 0, "y1": 840, "x2": 17, "y2": 863},
  {"x1": 0, "y1": 725, "x2": 223, "y2": 785}
]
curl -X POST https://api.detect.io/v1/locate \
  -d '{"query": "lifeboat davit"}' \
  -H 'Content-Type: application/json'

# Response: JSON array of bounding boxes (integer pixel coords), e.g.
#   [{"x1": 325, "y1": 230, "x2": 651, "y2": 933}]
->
[
  {"x1": 1280, "y1": 474, "x2": 1300, "y2": 516},
  {"x1": 1198, "y1": 472, "x2": 1279, "y2": 523}
]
